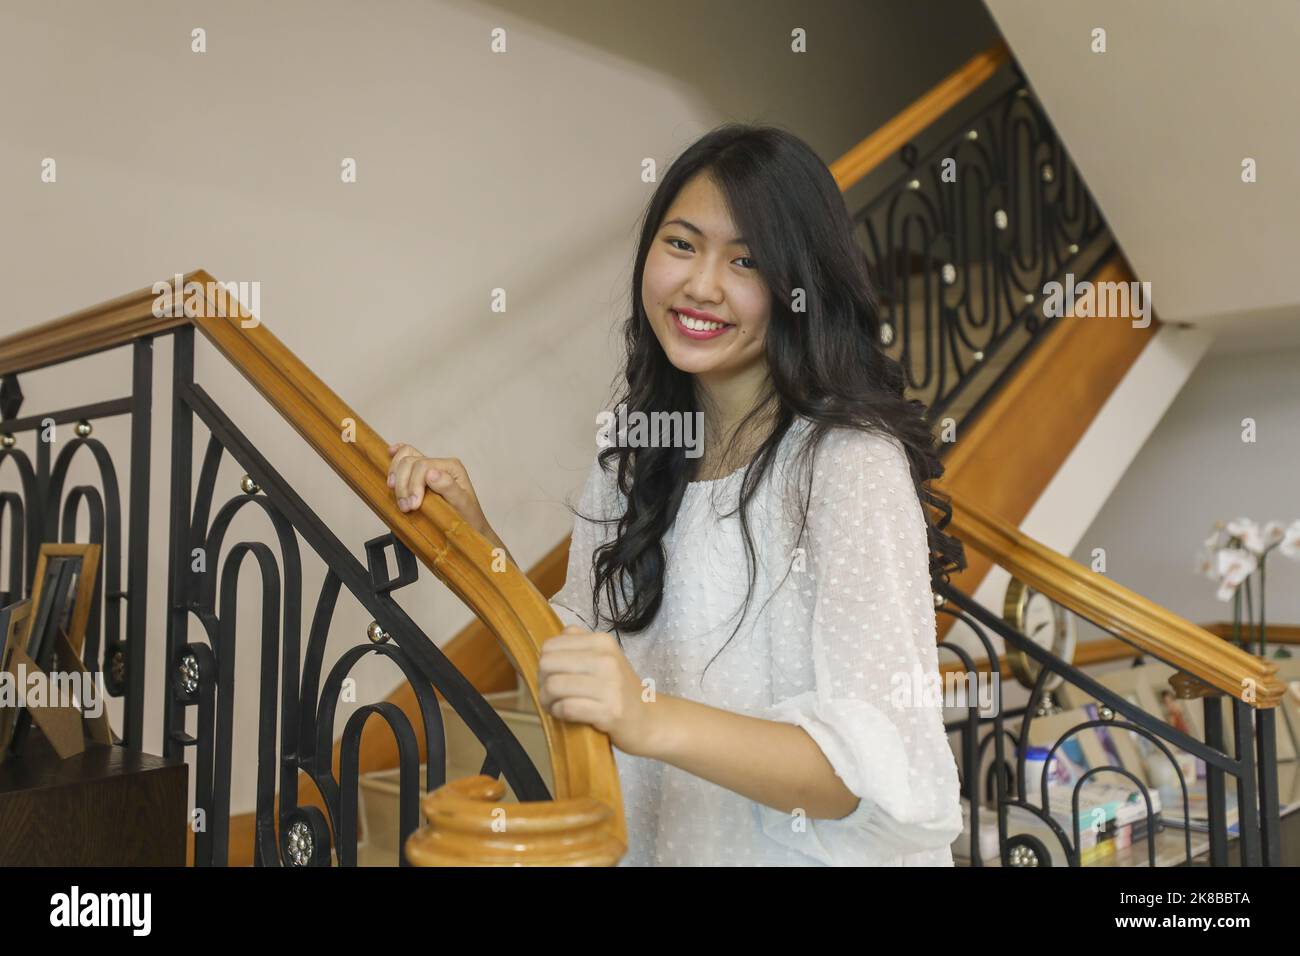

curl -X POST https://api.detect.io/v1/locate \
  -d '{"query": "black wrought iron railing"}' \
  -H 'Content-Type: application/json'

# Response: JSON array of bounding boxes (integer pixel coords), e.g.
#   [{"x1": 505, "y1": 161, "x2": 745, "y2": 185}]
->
[
  {"x1": 849, "y1": 69, "x2": 1114, "y2": 429},
  {"x1": 0, "y1": 319, "x2": 563, "y2": 867},
  {"x1": 932, "y1": 496, "x2": 1286, "y2": 868},
  {"x1": 0, "y1": 349, "x2": 153, "y2": 744},
  {"x1": 166, "y1": 327, "x2": 554, "y2": 865}
]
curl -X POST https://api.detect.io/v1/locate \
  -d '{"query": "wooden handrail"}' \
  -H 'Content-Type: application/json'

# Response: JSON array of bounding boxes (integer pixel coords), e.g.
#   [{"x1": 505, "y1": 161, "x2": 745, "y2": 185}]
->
[
  {"x1": 940, "y1": 630, "x2": 1300, "y2": 682},
  {"x1": 0, "y1": 280, "x2": 190, "y2": 376},
  {"x1": 830, "y1": 41, "x2": 1010, "y2": 193},
  {"x1": 2, "y1": 272, "x2": 626, "y2": 866},
  {"x1": 1203, "y1": 623, "x2": 1300, "y2": 646},
  {"x1": 943, "y1": 491, "x2": 1288, "y2": 707}
]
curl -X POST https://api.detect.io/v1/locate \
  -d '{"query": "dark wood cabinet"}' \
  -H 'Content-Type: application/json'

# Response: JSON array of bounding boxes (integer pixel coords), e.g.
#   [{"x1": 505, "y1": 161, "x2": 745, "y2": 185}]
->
[{"x1": 0, "y1": 729, "x2": 187, "y2": 866}]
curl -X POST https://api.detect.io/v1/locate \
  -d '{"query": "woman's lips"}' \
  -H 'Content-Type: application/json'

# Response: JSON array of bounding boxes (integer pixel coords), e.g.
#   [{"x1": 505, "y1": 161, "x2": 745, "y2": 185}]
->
[{"x1": 671, "y1": 309, "x2": 732, "y2": 340}]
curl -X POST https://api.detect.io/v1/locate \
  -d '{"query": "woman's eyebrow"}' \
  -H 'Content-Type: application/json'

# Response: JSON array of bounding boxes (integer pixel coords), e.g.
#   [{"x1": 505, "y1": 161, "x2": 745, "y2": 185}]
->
[{"x1": 662, "y1": 217, "x2": 747, "y2": 245}]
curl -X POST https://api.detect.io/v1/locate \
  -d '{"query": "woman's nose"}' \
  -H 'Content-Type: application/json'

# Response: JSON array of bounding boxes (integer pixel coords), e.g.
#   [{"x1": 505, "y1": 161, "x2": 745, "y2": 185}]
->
[{"x1": 683, "y1": 261, "x2": 724, "y2": 303}]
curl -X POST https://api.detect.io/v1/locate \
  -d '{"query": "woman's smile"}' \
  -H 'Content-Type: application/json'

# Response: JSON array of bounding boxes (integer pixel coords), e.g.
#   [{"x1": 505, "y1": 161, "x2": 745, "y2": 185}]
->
[{"x1": 671, "y1": 308, "x2": 733, "y2": 340}]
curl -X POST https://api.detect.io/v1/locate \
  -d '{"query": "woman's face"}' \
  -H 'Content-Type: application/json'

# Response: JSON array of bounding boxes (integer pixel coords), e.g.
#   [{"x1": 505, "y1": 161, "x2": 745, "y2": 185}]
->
[{"x1": 641, "y1": 173, "x2": 771, "y2": 383}]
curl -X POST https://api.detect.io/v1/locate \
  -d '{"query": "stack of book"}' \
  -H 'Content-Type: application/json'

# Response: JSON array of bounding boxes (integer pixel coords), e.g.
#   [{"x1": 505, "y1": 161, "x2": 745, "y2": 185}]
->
[{"x1": 1154, "y1": 779, "x2": 1240, "y2": 834}]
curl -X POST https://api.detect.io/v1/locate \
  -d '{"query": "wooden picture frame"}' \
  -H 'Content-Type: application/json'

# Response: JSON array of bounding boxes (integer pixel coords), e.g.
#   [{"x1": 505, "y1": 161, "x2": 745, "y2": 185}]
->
[
  {"x1": 8, "y1": 543, "x2": 100, "y2": 755},
  {"x1": 0, "y1": 600, "x2": 32, "y2": 753},
  {"x1": 28, "y1": 543, "x2": 100, "y2": 662}
]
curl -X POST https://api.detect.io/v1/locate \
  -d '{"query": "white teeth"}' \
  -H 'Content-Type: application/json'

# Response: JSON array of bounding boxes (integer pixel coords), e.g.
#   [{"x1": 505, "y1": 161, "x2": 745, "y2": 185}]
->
[{"x1": 674, "y1": 311, "x2": 727, "y2": 332}]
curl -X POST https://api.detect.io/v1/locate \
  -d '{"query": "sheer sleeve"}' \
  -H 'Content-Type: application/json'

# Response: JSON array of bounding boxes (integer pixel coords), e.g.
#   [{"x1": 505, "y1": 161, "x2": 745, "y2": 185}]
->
[
  {"x1": 547, "y1": 456, "x2": 611, "y2": 633},
  {"x1": 756, "y1": 428, "x2": 963, "y2": 864}
]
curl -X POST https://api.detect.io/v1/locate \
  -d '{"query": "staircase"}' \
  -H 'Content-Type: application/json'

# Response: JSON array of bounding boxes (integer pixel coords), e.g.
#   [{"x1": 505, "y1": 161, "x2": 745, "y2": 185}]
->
[{"x1": 0, "y1": 41, "x2": 1287, "y2": 867}]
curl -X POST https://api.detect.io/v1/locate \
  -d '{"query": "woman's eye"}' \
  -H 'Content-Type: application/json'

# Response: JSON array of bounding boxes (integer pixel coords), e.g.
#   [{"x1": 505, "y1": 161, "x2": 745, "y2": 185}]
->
[{"x1": 664, "y1": 238, "x2": 755, "y2": 269}]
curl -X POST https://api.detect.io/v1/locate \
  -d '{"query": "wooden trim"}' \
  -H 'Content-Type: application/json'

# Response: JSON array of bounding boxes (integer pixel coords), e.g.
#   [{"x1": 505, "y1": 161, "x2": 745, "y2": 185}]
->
[
  {"x1": 830, "y1": 42, "x2": 1010, "y2": 193},
  {"x1": 1203, "y1": 623, "x2": 1300, "y2": 646},
  {"x1": 940, "y1": 492, "x2": 1287, "y2": 706},
  {"x1": 0, "y1": 275, "x2": 196, "y2": 376}
]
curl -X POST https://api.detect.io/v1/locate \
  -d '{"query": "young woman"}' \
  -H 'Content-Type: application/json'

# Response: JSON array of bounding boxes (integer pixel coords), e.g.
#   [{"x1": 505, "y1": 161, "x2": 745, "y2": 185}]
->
[{"x1": 387, "y1": 124, "x2": 966, "y2": 866}]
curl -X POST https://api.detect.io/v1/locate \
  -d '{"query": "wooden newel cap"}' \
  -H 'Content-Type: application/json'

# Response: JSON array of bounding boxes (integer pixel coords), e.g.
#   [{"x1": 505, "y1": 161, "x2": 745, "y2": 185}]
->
[{"x1": 403, "y1": 775, "x2": 625, "y2": 867}]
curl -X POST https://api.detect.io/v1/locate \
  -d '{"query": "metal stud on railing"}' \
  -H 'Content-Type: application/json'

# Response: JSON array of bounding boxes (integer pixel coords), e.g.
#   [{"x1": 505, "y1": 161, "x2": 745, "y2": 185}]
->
[
  {"x1": 1008, "y1": 844, "x2": 1041, "y2": 866},
  {"x1": 367, "y1": 621, "x2": 390, "y2": 644},
  {"x1": 1041, "y1": 164, "x2": 1055, "y2": 184},
  {"x1": 1068, "y1": 243, "x2": 1080, "y2": 255},
  {"x1": 179, "y1": 653, "x2": 200, "y2": 695},
  {"x1": 1024, "y1": 293, "x2": 1035, "y2": 305},
  {"x1": 965, "y1": 129, "x2": 978, "y2": 141},
  {"x1": 240, "y1": 475, "x2": 260, "y2": 495},
  {"x1": 0, "y1": 434, "x2": 13, "y2": 449},
  {"x1": 973, "y1": 351, "x2": 984, "y2": 362},
  {"x1": 285, "y1": 821, "x2": 314, "y2": 867},
  {"x1": 879, "y1": 324, "x2": 894, "y2": 346},
  {"x1": 110, "y1": 649, "x2": 126, "y2": 686},
  {"x1": 906, "y1": 178, "x2": 921, "y2": 191},
  {"x1": 994, "y1": 209, "x2": 1008, "y2": 231},
  {"x1": 75, "y1": 420, "x2": 92, "y2": 438},
  {"x1": 941, "y1": 263, "x2": 957, "y2": 286}
]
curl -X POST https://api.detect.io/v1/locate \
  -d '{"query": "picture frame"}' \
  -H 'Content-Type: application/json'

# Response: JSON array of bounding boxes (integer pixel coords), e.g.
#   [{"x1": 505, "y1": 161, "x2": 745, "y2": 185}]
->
[
  {"x1": 8, "y1": 543, "x2": 100, "y2": 755},
  {"x1": 0, "y1": 600, "x2": 32, "y2": 754},
  {"x1": 27, "y1": 543, "x2": 100, "y2": 663}
]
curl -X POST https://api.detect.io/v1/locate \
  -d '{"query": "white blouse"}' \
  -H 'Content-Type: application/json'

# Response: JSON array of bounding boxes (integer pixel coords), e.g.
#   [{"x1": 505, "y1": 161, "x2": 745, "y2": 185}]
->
[{"x1": 548, "y1": 416, "x2": 963, "y2": 866}]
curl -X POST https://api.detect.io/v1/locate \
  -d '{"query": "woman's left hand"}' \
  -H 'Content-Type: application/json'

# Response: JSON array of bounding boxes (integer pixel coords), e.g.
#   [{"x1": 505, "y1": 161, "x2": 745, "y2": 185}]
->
[{"x1": 537, "y1": 626, "x2": 662, "y2": 757}]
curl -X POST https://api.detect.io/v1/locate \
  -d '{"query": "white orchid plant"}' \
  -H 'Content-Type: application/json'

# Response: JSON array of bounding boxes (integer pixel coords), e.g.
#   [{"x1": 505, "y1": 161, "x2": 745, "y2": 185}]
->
[{"x1": 1197, "y1": 517, "x2": 1300, "y2": 657}]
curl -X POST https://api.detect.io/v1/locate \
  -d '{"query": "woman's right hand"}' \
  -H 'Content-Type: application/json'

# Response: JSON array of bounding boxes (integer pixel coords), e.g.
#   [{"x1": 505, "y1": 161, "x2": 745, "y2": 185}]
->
[{"x1": 386, "y1": 443, "x2": 495, "y2": 540}]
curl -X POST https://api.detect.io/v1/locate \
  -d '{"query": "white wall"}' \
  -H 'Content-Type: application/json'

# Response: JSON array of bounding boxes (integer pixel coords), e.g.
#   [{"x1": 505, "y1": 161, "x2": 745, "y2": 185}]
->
[
  {"x1": 0, "y1": 0, "x2": 998, "y2": 814},
  {"x1": 1068, "y1": 344, "x2": 1300, "y2": 638}
]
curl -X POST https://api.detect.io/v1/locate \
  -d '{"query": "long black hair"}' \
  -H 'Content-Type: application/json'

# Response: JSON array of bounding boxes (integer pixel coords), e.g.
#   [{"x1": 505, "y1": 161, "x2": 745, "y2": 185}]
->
[{"x1": 579, "y1": 123, "x2": 964, "y2": 681}]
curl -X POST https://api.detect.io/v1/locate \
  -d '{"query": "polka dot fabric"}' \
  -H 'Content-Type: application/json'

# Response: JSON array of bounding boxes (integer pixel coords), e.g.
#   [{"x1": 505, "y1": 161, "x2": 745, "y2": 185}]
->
[{"x1": 548, "y1": 417, "x2": 963, "y2": 866}]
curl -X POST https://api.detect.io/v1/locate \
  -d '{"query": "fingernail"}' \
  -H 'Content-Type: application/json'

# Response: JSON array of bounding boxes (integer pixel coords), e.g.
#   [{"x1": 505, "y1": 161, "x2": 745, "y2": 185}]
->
[{"x1": 387, "y1": 473, "x2": 394, "y2": 487}]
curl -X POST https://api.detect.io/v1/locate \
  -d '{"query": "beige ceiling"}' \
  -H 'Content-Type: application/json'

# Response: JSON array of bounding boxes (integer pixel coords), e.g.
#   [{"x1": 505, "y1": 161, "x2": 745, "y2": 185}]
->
[{"x1": 983, "y1": 0, "x2": 1300, "y2": 352}]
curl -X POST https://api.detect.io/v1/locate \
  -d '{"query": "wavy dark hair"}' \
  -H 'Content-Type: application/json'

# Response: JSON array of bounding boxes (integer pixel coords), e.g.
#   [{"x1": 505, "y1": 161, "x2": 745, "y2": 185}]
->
[{"x1": 579, "y1": 123, "x2": 964, "y2": 683}]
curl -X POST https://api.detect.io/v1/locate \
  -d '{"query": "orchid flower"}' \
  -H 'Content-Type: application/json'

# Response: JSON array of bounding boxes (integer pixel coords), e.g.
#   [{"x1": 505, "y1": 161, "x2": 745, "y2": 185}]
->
[
  {"x1": 1281, "y1": 519, "x2": 1300, "y2": 561},
  {"x1": 1214, "y1": 548, "x2": 1257, "y2": 602}
]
